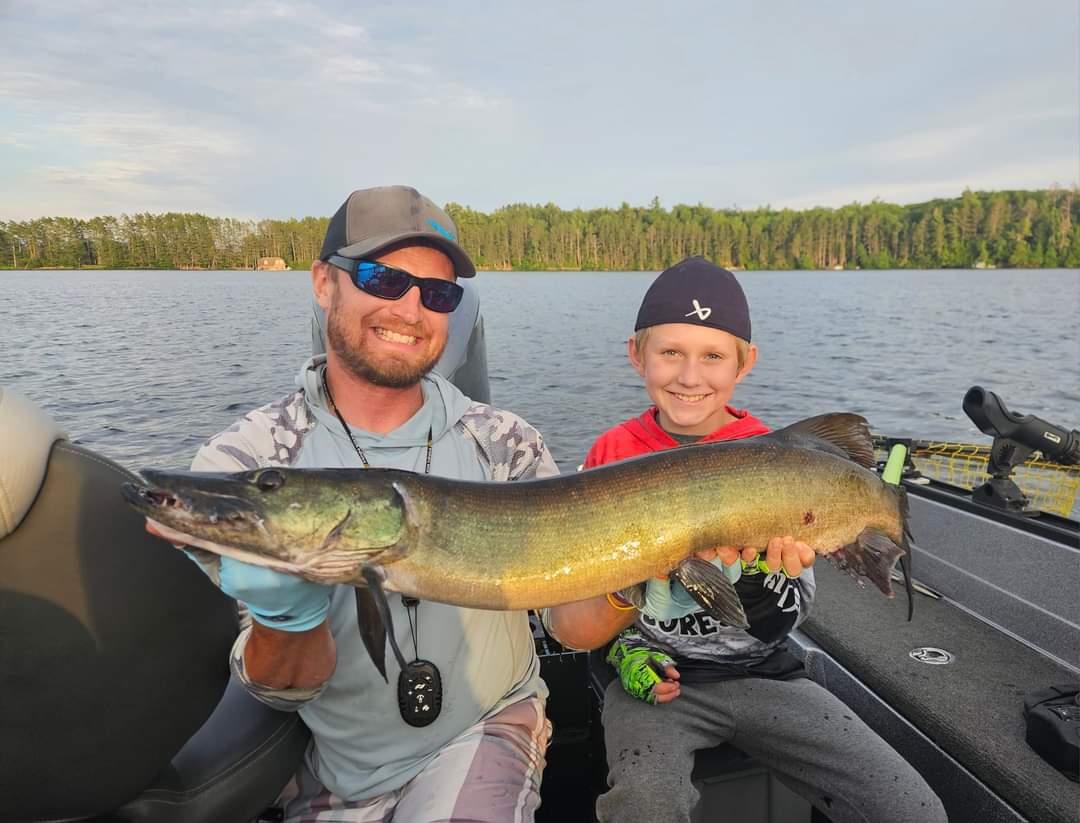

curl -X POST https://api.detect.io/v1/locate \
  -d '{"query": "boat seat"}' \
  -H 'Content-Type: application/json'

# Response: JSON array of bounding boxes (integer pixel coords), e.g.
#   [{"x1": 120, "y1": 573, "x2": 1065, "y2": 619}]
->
[{"x1": 0, "y1": 387, "x2": 308, "y2": 822}]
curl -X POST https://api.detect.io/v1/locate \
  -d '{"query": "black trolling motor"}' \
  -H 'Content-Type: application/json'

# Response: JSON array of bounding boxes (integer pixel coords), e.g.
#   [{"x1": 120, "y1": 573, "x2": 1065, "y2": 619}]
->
[{"x1": 962, "y1": 386, "x2": 1080, "y2": 513}]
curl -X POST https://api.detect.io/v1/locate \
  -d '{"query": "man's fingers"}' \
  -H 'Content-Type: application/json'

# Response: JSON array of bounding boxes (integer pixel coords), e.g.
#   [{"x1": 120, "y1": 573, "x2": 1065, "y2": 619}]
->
[
  {"x1": 694, "y1": 547, "x2": 719, "y2": 562},
  {"x1": 797, "y1": 542, "x2": 816, "y2": 568}
]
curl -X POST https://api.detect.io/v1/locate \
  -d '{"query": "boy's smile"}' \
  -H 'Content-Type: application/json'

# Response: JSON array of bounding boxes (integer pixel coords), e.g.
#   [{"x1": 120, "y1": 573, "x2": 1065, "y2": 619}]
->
[{"x1": 629, "y1": 323, "x2": 757, "y2": 437}]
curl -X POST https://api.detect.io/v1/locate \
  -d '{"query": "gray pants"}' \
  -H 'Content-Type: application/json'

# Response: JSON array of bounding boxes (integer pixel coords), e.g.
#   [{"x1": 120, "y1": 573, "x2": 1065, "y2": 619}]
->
[{"x1": 596, "y1": 676, "x2": 947, "y2": 823}]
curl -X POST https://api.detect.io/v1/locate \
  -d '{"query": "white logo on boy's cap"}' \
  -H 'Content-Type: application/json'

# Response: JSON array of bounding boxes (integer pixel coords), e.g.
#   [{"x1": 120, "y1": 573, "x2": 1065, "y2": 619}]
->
[{"x1": 685, "y1": 299, "x2": 712, "y2": 321}]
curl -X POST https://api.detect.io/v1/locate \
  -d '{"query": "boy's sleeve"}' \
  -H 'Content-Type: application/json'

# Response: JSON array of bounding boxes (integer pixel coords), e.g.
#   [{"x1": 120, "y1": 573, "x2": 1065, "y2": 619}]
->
[{"x1": 735, "y1": 565, "x2": 815, "y2": 642}]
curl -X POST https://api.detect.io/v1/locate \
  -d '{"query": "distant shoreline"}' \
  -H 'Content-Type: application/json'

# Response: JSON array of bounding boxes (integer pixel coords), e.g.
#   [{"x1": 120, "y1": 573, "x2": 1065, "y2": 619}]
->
[{"x1": 4, "y1": 189, "x2": 1077, "y2": 272}]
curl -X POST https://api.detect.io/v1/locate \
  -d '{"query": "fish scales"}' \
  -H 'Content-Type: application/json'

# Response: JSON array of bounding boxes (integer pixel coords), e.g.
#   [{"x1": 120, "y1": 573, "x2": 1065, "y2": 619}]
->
[{"x1": 377, "y1": 442, "x2": 901, "y2": 610}]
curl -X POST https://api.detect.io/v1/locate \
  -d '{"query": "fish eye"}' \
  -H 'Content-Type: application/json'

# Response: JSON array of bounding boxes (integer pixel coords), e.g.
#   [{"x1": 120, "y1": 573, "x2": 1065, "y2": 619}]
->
[{"x1": 253, "y1": 469, "x2": 285, "y2": 491}]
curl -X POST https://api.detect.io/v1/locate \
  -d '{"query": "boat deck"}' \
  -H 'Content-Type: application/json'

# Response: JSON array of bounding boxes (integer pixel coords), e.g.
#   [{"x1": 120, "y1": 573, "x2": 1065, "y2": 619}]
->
[{"x1": 801, "y1": 563, "x2": 1079, "y2": 823}]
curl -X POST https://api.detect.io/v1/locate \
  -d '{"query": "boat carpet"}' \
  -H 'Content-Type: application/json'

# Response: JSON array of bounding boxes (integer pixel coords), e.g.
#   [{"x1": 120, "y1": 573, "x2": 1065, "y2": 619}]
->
[{"x1": 802, "y1": 563, "x2": 1079, "y2": 823}]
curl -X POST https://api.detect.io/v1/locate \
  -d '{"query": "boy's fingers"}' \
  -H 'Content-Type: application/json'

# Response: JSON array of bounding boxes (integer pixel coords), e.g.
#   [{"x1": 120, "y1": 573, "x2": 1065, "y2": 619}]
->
[
  {"x1": 765, "y1": 536, "x2": 784, "y2": 572},
  {"x1": 797, "y1": 542, "x2": 817, "y2": 568},
  {"x1": 780, "y1": 540, "x2": 803, "y2": 577},
  {"x1": 694, "y1": 547, "x2": 719, "y2": 562},
  {"x1": 662, "y1": 664, "x2": 680, "y2": 680},
  {"x1": 713, "y1": 546, "x2": 739, "y2": 565},
  {"x1": 652, "y1": 682, "x2": 681, "y2": 703},
  {"x1": 741, "y1": 546, "x2": 758, "y2": 564}
]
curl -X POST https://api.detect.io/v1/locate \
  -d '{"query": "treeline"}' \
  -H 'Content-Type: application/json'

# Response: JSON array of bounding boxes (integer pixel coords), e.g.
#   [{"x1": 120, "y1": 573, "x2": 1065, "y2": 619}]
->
[{"x1": 2, "y1": 189, "x2": 1077, "y2": 271}]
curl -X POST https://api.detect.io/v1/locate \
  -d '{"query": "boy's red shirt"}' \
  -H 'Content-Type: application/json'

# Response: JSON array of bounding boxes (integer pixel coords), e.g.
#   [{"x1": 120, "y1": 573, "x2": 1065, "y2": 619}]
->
[{"x1": 583, "y1": 406, "x2": 770, "y2": 468}]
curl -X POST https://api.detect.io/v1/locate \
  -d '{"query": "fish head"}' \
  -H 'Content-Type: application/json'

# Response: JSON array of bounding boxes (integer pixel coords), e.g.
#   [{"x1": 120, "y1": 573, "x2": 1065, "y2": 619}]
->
[{"x1": 121, "y1": 467, "x2": 410, "y2": 583}]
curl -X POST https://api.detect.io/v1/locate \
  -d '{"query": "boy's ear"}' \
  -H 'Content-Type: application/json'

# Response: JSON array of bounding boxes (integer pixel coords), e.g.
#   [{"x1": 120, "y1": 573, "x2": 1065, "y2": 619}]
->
[
  {"x1": 734, "y1": 343, "x2": 758, "y2": 384},
  {"x1": 627, "y1": 336, "x2": 647, "y2": 378}
]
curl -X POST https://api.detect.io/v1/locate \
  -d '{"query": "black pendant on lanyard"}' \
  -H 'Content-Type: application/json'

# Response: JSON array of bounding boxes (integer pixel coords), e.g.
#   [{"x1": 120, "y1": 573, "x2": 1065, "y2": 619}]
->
[{"x1": 397, "y1": 596, "x2": 443, "y2": 727}]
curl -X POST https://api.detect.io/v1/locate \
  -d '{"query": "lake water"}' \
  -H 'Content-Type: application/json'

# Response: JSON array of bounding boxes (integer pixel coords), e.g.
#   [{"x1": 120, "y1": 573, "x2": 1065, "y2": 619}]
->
[{"x1": 1, "y1": 269, "x2": 1077, "y2": 478}]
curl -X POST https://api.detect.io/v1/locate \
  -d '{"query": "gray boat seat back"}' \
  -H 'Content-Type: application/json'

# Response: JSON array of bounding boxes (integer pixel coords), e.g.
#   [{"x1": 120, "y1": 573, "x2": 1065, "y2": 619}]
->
[
  {"x1": 0, "y1": 387, "x2": 238, "y2": 821},
  {"x1": 311, "y1": 278, "x2": 491, "y2": 403}
]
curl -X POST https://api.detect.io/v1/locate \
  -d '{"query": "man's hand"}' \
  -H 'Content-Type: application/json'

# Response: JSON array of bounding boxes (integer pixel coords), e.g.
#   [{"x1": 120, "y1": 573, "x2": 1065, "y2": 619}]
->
[
  {"x1": 217, "y1": 557, "x2": 333, "y2": 631},
  {"x1": 148, "y1": 521, "x2": 332, "y2": 631}
]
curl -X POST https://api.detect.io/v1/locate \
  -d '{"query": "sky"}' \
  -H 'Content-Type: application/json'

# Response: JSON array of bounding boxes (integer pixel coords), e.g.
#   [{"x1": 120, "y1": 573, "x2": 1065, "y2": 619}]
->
[{"x1": 1, "y1": 0, "x2": 1077, "y2": 220}]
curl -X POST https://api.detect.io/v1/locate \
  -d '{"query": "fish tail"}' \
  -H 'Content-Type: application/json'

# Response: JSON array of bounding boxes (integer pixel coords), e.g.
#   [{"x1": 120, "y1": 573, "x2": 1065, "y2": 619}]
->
[
  {"x1": 827, "y1": 525, "x2": 906, "y2": 600},
  {"x1": 898, "y1": 485, "x2": 914, "y2": 621}
]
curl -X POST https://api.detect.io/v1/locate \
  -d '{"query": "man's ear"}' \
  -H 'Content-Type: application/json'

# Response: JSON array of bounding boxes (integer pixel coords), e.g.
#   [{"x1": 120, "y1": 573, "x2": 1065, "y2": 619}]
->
[
  {"x1": 734, "y1": 344, "x2": 758, "y2": 384},
  {"x1": 627, "y1": 336, "x2": 647, "y2": 378},
  {"x1": 312, "y1": 260, "x2": 335, "y2": 311}
]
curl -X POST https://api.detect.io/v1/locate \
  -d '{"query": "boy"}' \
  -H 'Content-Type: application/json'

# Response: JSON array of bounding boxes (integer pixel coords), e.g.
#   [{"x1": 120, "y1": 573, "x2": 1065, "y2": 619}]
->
[{"x1": 544, "y1": 256, "x2": 945, "y2": 823}]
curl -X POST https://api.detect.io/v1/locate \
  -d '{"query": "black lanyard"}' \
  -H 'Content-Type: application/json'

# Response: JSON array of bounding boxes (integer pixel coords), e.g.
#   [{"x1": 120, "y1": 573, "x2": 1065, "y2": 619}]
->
[{"x1": 321, "y1": 366, "x2": 443, "y2": 727}]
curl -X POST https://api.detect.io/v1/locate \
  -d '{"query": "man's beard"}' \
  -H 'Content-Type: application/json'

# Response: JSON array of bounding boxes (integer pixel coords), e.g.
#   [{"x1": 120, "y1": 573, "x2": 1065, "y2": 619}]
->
[{"x1": 325, "y1": 287, "x2": 445, "y2": 388}]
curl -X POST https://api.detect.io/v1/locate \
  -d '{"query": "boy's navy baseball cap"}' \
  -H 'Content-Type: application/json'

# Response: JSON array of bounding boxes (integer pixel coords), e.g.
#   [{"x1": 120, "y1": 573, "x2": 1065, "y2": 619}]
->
[
  {"x1": 319, "y1": 185, "x2": 476, "y2": 279},
  {"x1": 635, "y1": 256, "x2": 751, "y2": 342}
]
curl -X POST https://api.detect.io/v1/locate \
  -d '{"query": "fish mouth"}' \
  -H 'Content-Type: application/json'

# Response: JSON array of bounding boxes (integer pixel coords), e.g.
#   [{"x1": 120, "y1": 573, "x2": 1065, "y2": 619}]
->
[
  {"x1": 121, "y1": 477, "x2": 373, "y2": 582},
  {"x1": 121, "y1": 481, "x2": 258, "y2": 530}
]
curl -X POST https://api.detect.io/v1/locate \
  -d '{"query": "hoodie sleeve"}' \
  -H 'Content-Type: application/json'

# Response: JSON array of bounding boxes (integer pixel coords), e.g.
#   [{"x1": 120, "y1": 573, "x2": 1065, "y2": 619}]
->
[{"x1": 459, "y1": 403, "x2": 560, "y2": 480}]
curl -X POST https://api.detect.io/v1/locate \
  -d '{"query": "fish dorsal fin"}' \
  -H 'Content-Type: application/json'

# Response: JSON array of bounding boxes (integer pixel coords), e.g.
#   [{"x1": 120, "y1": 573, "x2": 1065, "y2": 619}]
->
[{"x1": 764, "y1": 413, "x2": 875, "y2": 469}]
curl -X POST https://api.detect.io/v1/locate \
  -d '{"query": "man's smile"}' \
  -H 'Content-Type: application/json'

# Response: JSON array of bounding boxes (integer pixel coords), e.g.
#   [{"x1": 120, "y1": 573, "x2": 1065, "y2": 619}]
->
[{"x1": 373, "y1": 326, "x2": 421, "y2": 346}]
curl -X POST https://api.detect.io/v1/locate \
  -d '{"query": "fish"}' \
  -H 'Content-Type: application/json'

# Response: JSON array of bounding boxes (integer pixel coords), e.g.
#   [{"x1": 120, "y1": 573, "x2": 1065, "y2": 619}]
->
[{"x1": 121, "y1": 413, "x2": 912, "y2": 679}]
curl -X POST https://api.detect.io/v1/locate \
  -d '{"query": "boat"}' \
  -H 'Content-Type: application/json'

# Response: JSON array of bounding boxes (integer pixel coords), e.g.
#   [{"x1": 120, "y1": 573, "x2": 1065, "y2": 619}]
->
[{"x1": 1, "y1": 285, "x2": 1077, "y2": 822}]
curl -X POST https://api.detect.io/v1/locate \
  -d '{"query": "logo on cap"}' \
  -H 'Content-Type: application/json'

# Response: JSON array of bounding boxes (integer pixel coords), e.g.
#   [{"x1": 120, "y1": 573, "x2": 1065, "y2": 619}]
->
[
  {"x1": 427, "y1": 219, "x2": 455, "y2": 241},
  {"x1": 685, "y1": 299, "x2": 712, "y2": 321}
]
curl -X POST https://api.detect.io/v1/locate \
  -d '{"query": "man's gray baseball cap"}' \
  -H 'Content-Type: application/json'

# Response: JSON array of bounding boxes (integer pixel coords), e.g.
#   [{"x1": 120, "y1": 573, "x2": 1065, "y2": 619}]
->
[{"x1": 319, "y1": 185, "x2": 476, "y2": 278}]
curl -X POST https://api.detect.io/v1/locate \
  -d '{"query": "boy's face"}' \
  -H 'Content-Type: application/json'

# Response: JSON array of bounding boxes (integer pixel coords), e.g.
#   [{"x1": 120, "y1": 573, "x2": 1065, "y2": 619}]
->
[{"x1": 628, "y1": 323, "x2": 757, "y2": 436}]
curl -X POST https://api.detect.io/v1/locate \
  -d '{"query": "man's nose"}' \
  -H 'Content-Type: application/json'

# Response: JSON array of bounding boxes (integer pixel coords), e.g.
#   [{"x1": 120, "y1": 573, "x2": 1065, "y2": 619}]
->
[{"x1": 388, "y1": 284, "x2": 424, "y2": 322}]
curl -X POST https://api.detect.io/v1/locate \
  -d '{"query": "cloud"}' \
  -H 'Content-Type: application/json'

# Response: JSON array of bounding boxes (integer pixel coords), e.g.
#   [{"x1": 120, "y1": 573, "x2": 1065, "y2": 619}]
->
[
  {"x1": 863, "y1": 125, "x2": 985, "y2": 164},
  {"x1": 777, "y1": 157, "x2": 1080, "y2": 210},
  {"x1": 1, "y1": 1, "x2": 1076, "y2": 218}
]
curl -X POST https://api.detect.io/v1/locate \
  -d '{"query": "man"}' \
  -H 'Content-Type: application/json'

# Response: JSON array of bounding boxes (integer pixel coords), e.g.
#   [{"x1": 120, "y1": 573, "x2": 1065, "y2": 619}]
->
[{"x1": 158, "y1": 186, "x2": 556, "y2": 822}]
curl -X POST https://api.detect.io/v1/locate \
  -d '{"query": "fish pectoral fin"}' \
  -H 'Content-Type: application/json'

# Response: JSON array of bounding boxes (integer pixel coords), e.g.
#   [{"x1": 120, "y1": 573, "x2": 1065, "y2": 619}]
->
[
  {"x1": 355, "y1": 586, "x2": 387, "y2": 682},
  {"x1": 673, "y1": 557, "x2": 749, "y2": 629},
  {"x1": 358, "y1": 565, "x2": 410, "y2": 683},
  {"x1": 764, "y1": 413, "x2": 875, "y2": 468},
  {"x1": 827, "y1": 529, "x2": 906, "y2": 599}
]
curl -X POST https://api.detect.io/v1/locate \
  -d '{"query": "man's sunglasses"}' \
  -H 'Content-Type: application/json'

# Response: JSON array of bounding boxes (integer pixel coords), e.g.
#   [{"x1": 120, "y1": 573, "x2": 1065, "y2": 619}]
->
[{"x1": 326, "y1": 254, "x2": 464, "y2": 313}]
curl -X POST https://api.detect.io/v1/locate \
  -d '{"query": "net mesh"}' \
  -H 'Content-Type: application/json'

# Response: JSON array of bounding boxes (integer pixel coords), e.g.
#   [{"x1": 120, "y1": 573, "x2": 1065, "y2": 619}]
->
[{"x1": 873, "y1": 440, "x2": 1080, "y2": 517}]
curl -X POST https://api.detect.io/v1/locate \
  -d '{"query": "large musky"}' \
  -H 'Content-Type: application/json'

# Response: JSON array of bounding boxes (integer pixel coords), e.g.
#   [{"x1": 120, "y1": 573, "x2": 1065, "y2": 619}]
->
[{"x1": 1, "y1": 0, "x2": 1077, "y2": 220}]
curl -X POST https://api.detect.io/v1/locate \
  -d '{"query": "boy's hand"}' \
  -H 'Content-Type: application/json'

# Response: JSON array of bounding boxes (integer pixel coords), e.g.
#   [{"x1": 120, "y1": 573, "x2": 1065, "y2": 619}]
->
[
  {"x1": 607, "y1": 631, "x2": 682, "y2": 704},
  {"x1": 640, "y1": 553, "x2": 742, "y2": 621},
  {"x1": 740, "y1": 536, "x2": 816, "y2": 578},
  {"x1": 696, "y1": 546, "x2": 759, "y2": 566}
]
